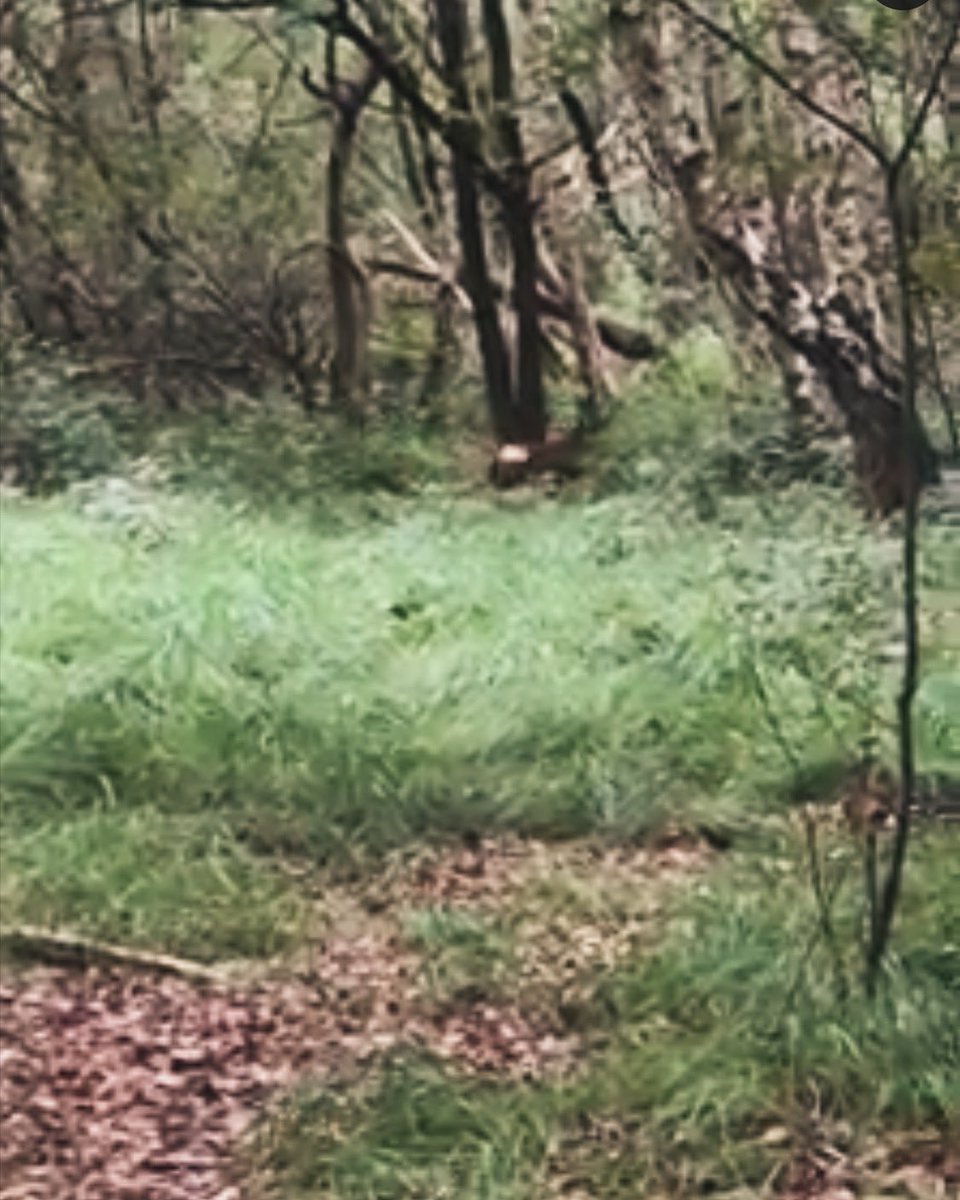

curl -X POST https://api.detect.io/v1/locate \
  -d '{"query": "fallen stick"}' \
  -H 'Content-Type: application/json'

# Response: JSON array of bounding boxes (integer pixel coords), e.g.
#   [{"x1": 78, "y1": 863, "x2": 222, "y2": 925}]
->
[{"x1": 0, "y1": 925, "x2": 228, "y2": 984}]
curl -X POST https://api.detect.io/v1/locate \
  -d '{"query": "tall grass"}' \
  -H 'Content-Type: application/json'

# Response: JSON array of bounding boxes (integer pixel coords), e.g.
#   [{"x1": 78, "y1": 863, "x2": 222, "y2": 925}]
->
[
  {"x1": 1, "y1": 331, "x2": 955, "y2": 953},
  {"x1": 0, "y1": 808, "x2": 305, "y2": 960},
  {"x1": 2, "y1": 449, "x2": 955, "y2": 952},
  {"x1": 1, "y1": 483, "x2": 908, "y2": 849},
  {"x1": 573, "y1": 827, "x2": 960, "y2": 1192}
]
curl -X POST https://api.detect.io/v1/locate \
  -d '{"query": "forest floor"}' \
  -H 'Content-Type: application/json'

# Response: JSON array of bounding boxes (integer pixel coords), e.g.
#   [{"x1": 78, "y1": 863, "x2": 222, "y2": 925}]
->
[
  {"x1": 1, "y1": 439, "x2": 957, "y2": 1198},
  {"x1": 1, "y1": 834, "x2": 707, "y2": 1199},
  {"x1": 2, "y1": 830, "x2": 957, "y2": 1200}
]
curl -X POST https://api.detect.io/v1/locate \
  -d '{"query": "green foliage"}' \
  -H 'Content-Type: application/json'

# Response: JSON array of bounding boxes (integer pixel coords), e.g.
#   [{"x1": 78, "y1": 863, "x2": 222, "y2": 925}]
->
[
  {"x1": 5, "y1": 453, "x2": 951, "y2": 960},
  {"x1": 1, "y1": 397, "x2": 955, "y2": 960},
  {"x1": 154, "y1": 403, "x2": 459, "y2": 519},
  {"x1": 0, "y1": 352, "x2": 130, "y2": 493},
  {"x1": 546, "y1": 0, "x2": 609, "y2": 84},
  {"x1": 586, "y1": 329, "x2": 848, "y2": 507},
  {"x1": 0, "y1": 476, "x2": 928, "y2": 850},
  {"x1": 2, "y1": 400, "x2": 956, "y2": 1192},
  {"x1": 4, "y1": 8, "x2": 328, "y2": 401},
  {"x1": 913, "y1": 230, "x2": 960, "y2": 302}
]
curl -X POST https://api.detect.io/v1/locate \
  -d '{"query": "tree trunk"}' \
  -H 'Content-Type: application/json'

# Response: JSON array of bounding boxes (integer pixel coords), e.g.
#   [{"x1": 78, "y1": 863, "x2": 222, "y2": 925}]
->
[
  {"x1": 327, "y1": 59, "x2": 381, "y2": 419},
  {"x1": 481, "y1": 0, "x2": 546, "y2": 443},
  {"x1": 434, "y1": 0, "x2": 518, "y2": 443},
  {"x1": 611, "y1": 4, "x2": 939, "y2": 513}
]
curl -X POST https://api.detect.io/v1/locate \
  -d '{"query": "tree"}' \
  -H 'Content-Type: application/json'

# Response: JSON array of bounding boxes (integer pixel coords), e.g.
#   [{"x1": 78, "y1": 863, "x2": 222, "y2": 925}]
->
[
  {"x1": 607, "y1": 0, "x2": 951, "y2": 515},
  {"x1": 609, "y1": 0, "x2": 958, "y2": 986},
  {"x1": 303, "y1": 47, "x2": 382, "y2": 419},
  {"x1": 0, "y1": 0, "x2": 331, "y2": 405}
]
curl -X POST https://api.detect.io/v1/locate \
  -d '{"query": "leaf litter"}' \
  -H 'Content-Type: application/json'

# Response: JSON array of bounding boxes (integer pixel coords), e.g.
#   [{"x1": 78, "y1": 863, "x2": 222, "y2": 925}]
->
[
  {"x1": 3, "y1": 833, "x2": 950, "y2": 1199},
  {"x1": 1, "y1": 835, "x2": 703, "y2": 1199}
]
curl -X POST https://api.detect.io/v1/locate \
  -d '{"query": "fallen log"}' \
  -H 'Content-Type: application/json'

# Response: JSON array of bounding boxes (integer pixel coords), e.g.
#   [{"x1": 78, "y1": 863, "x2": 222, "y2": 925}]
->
[{"x1": 0, "y1": 925, "x2": 228, "y2": 984}]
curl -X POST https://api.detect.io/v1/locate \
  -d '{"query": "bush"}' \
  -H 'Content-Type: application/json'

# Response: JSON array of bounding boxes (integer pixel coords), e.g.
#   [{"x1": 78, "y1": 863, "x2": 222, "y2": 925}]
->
[
  {"x1": 0, "y1": 347, "x2": 136, "y2": 493},
  {"x1": 584, "y1": 329, "x2": 850, "y2": 507},
  {"x1": 154, "y1": 400, "x2": 460, "y2": 516}
]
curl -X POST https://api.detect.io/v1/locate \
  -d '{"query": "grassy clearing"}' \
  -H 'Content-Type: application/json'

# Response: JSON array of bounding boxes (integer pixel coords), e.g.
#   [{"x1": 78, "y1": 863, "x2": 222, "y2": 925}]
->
[
  {"x1": 2, "y1": 336, "x2": 957, "y2": 1191},
  {"x1": 3, "y1": 470, "x2": 941, "y2": 951},
  {"x1": 1, "y1": 444, "x2": 956, "y2": 952}
]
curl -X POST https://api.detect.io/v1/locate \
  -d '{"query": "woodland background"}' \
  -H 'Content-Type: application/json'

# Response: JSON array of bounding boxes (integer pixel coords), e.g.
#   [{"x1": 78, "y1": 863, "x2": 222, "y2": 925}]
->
[{"x1": 0, "y1": 2, "x2": 958, "y2": 1199}]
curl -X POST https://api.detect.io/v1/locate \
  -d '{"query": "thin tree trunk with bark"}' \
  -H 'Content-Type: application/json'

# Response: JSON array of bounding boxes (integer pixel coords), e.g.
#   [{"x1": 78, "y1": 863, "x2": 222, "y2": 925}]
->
[
  {"x1": 434, "y1": 0, "x2": 518, "y2": 442},
  {"x1": 325, "y1": 56, "x2": 382, "y2": 419},
  {"x1": 481, "y1": 0, "x2": 545, "y2": 442}
]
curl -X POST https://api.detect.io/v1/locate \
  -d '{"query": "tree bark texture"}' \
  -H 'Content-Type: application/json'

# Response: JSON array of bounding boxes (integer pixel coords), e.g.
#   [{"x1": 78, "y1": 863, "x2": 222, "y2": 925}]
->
[
  {"x1": 434, "y1": 0, "x2": 519, "y2": 443},
  {"x1": 612, "y1": 5, "x2": 940, "y2": 514},
  {"x1": 481, "y1": 0, "x2": 546, "y2": 442},
  {"x1": 327, "y1": 59, "x2": 382, "y2": 419}
]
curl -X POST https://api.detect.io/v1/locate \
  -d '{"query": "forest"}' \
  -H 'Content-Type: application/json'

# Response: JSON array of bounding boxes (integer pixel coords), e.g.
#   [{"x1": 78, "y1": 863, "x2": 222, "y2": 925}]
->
[{"x1": 0, "y1": 1, "x2": 958, "y2": 1197}]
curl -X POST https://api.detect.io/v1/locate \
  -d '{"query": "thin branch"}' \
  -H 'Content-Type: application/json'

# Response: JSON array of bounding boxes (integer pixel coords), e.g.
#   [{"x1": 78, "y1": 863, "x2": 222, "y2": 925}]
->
[
  {"x1": 0, "y1": 925, "x2": 228, "y2": 984},
  {"x1": 558, "y1": 86, "x2": 652, "y2": 280},
  {"x1": 919, "y1": 293, "x2": 959, "y2": 460},
  {"x1": 865, "y1": 177, "x2": 921, "y2": 994}
]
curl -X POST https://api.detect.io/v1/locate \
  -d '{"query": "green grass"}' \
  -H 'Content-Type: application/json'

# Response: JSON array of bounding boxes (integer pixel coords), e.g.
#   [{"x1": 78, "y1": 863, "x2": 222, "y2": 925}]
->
[
  {"x1": 1, "y1": 460, "x2": 955, "y2": 953},
  {"x1": 572, "y1": 827, "x2": 960, "y2": 1193},
  {"x1": 402, "y1": 906, "x2": 517, "y2": 1004},
  {"x1": 252, "y1": 830, "x2": 959, "y2": 1198},
  {"x1": 251, "y1": 1059, "x2": 553, "y2": 1200},
  {"x1": 0, "y1": 808, "x2": 306, "y2": 961}
]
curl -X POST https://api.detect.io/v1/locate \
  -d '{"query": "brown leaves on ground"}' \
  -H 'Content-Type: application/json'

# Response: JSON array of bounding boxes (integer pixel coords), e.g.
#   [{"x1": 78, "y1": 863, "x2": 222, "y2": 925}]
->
[
  {"x1": 3, "y1": 835, "x2": 697, "y2": 1199},
  {"x1": 0, "y1": 955, "x2": 581, "y2": 1199},
  {"x1": 378, "y1": 829, "x2": 713, "y2": 912},
  {"x1": 774, "y1": 1132, "x2": 960, "y2": 1199},
  {"x1": 1, "y1": 969, "x2": 315, "y2": 1200},
  {"x1": 394, "y1": 832, "x2": 713, "y2": 1031}
]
